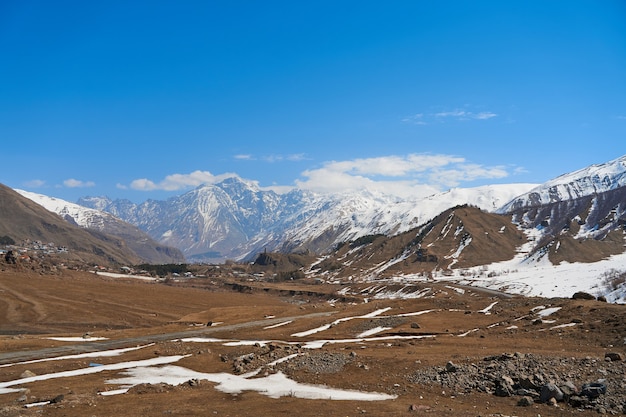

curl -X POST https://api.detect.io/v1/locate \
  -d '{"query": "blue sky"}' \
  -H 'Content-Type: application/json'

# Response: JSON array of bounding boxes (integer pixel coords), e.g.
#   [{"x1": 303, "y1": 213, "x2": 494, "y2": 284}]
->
[{"x1": 2, "y1": 1, "x2": 625, "y2": 202}]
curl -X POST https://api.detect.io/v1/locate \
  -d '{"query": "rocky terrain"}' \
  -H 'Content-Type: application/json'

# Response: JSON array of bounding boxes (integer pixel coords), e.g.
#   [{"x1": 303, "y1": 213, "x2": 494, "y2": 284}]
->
[{"x1": 0, "y1": 261, "x2": 624, "y2": 416}]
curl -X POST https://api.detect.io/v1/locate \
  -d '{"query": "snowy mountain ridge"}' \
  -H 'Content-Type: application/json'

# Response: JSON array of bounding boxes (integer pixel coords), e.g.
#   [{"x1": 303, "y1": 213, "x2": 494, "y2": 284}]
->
[
  {"x1": 75, "y1": 181, "x2": 536, "y2": 262},
  {"x1": 17, "y1": 154, "x2": 626, "y2": 265},
  {"x1": 499, "y1": 154, "x2": 626, "y2": 212}
]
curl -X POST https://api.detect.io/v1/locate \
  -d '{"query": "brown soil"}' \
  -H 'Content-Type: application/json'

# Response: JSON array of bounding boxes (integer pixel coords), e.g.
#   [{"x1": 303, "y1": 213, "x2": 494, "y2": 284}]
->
[{"x1": 0, "y1": 267, "x2": 624, "y2": 416}]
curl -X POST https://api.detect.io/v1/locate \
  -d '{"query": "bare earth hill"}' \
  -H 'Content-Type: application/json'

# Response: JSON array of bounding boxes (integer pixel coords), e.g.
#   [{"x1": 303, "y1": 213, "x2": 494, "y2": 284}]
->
[
  {"x1": 1, "y1": 184, "x2": 183, "y2": 266},
  {"x1": 0, "y1": 184, "x2": 141, "y2": 266}
]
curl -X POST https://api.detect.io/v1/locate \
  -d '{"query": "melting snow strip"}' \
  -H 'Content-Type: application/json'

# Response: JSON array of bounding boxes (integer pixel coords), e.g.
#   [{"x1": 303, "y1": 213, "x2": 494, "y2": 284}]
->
[
  {"x1": 0, "y1": 355, "x2": 187, "y2": 395},
  {"x1": 46, "y1": 336, "x2": 109, "y2": 342},
  {"x1": 291, "y1": 308, "x2": 391, "y2": 337},
  {"x1": 457, "y1": 328, "x2": 480, "y2": 337},
  {"x1": 103, "y1": 366, "x2": 397, "y2": 401},
  {"x1": 478, "y1": 301, "x2": 498, "y2": 314},
  {"x1": 263, "y1": 321, "x2": 293, "y2": 329},
  {"x1": 535, "y1": 306, "x2": 562, "y2": 317},
  {"x1": 0, "y1": 344, "x2": 154, "y2": 368},
  {"x1": 356, "y1": 327, "x2": 392, "y2": 338}
]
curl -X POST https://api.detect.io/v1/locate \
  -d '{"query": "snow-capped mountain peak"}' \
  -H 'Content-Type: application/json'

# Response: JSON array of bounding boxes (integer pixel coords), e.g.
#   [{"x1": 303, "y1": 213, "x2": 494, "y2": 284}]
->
[{"x1": 499, "y1": 154, "x2": 626, "y2": 212}]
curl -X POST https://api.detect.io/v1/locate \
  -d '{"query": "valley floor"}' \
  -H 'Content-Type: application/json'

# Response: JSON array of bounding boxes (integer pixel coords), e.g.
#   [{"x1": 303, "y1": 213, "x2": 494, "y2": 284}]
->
[{"x1": 0, "y1": 267, "x2": 624, "y2": 416}]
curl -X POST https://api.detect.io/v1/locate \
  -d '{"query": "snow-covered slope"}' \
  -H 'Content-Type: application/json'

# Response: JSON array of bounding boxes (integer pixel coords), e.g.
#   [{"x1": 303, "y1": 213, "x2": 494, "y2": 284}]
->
[
  {"x1": 499, "y1": 154, "x2": 626, "y2": 211},
  {"x1": 17, "y1": 190, "x2": 121, "y2": 231}
]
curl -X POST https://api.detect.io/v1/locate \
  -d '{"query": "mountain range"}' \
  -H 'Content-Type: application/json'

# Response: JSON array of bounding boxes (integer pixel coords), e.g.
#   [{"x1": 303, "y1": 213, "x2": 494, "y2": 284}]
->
[
  {"x1": 6, "y1": 154, "x2": 626, "y2": 302},
  {"x1": 74, "y1": 179, "x2": 536, "y2": 263}
]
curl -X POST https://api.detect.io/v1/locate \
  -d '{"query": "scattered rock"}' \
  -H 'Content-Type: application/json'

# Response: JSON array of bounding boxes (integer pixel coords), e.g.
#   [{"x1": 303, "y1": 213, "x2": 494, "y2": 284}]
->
[
  {"x1": 445, "y1": 361, "x2": 458, "y2": 373},
  {"x1": 517, "y1": 396, "x2": 534, "y2": 406},
  {"x1": 604, "y1": 352, "x2": 623, "y2": 362},
  {"x1": 49, "y1": 394, "x2": 64, "y2": 404},
  {"x1": 408, "y1": 404, "x2": 431, "y2": 412},
  {"x1": 568, "y1": 395, "x2": 588, "y2": 407},
  {"x1": 20, "y1": 370, "x2": 36, "y2": 378},
  {"x1": 410, "y1": 322, "x2": 420, "y2": 329},
  {"x1": 572, "y1": 291, "x2": 595, "y2": 300}
]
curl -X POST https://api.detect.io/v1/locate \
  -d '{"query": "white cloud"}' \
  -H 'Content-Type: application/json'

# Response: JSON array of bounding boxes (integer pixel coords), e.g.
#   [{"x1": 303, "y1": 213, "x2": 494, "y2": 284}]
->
[
  {"x1": 235, "y1": 153, "x2": 309, "y2": 163},
  {"x1": 126, "y1": 154, "x2": 518, "y2": 198},
  {"x1": 435, "y1": 110, "x2": 468, "y2": 118},
  {"x1": 129, "y1": 170, "x2": 239, "y2": 191},
  {"x1": 403, "y1": 108, "x2": 498, "y2": 124},
  {"x1": 64, "y1": 179, "x2": 95, "y2": 188},
  {"x1": 263, "y1": 154, "x2": 308, "y2": 163},
  {"x1": 401, "y1": 114, "x2": 427, "y2": 125},
  {"x1": 24, "y1": 179, "x2": 45, "y2": 188},
  {"x1": 296, "y1": 154, "x2": 512, "y2": 197},
  {"x1": 428, "y1": 164, "x2": 508, "y2": 187},
  {"x1": 474, "y1": 112, "x2": 497, "y2": 120}
]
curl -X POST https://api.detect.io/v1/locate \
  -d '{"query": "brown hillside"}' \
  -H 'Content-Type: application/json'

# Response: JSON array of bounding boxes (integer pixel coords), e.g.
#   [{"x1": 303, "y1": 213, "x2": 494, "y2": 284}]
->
[
  {"x1": 317, "y1": 206, "x2": 528, "y2": 279},
  {"x1": 0, "y1": 184, "x2": 140, "y2": 265}
]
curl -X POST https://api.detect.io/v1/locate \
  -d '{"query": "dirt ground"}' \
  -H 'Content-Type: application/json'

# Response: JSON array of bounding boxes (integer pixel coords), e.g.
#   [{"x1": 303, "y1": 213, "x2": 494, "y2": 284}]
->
[{"x1": 0, "y1": 267, "x2": 624, "y2": 416}]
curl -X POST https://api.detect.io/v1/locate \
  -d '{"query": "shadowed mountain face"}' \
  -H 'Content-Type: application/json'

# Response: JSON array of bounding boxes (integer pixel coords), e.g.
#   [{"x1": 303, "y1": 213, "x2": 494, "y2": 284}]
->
[{"x1": 0, "y1": 184, "x2": 147, "y2": 266}]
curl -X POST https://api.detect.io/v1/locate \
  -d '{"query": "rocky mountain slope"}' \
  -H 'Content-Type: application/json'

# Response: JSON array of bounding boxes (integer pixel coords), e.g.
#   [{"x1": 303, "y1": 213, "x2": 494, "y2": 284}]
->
[
  {"x1": 15, "y1": 190, "x2": 185, "y2": 264},
  {"x1": 305, "y1": 204, "x2": 531, "y2": 283},
  {"x1": 498, "y1": 155, "x2": 626, "y2": 264},
  {"x1": 0, "y1": 184, "x2": 141, "y2": 266}
]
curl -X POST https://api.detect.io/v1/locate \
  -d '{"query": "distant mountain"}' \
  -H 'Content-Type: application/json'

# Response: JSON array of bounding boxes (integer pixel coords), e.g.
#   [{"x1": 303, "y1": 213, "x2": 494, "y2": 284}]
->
[
  {"x1": 497, "y1": 155, "x2": 626, "y2": 265},
  {"x1": 16, "y1": 189, "x2": 185, "y2": 264},
  {"x1": 299, "y1": 154, "x2": 626, "y2": 301},
  {"x1": 78, "y1": 179, "x2": 536, "y2": 262},
  {"x1": 0, "y1": 184, "x2": 141, "y2": 266},
  {"x1": 499, "y1": 154, "x2": 626, "y2": 211}
]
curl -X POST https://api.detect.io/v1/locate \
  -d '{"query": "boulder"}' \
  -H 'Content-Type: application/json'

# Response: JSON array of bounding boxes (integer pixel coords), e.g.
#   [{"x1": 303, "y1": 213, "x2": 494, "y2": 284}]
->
[
  {"x1": 540, "y1": 383, "x2": 564, "y2": 403},
  {"x1": 445, "y1": 361, "x2": 458, "y2": 373},
  {"x1": 495, "y1": 375, "x2": 515, "y2": 397}
]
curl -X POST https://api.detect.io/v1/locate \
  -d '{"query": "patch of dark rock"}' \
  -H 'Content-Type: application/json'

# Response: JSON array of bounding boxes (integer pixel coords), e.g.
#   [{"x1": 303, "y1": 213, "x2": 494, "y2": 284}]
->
[
  {"x1": 572, "y1": 291, "x2": 596, "y2": 300},
  {"x1": 407, "y1": 353, "x2": 626, "y2": 413}
]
